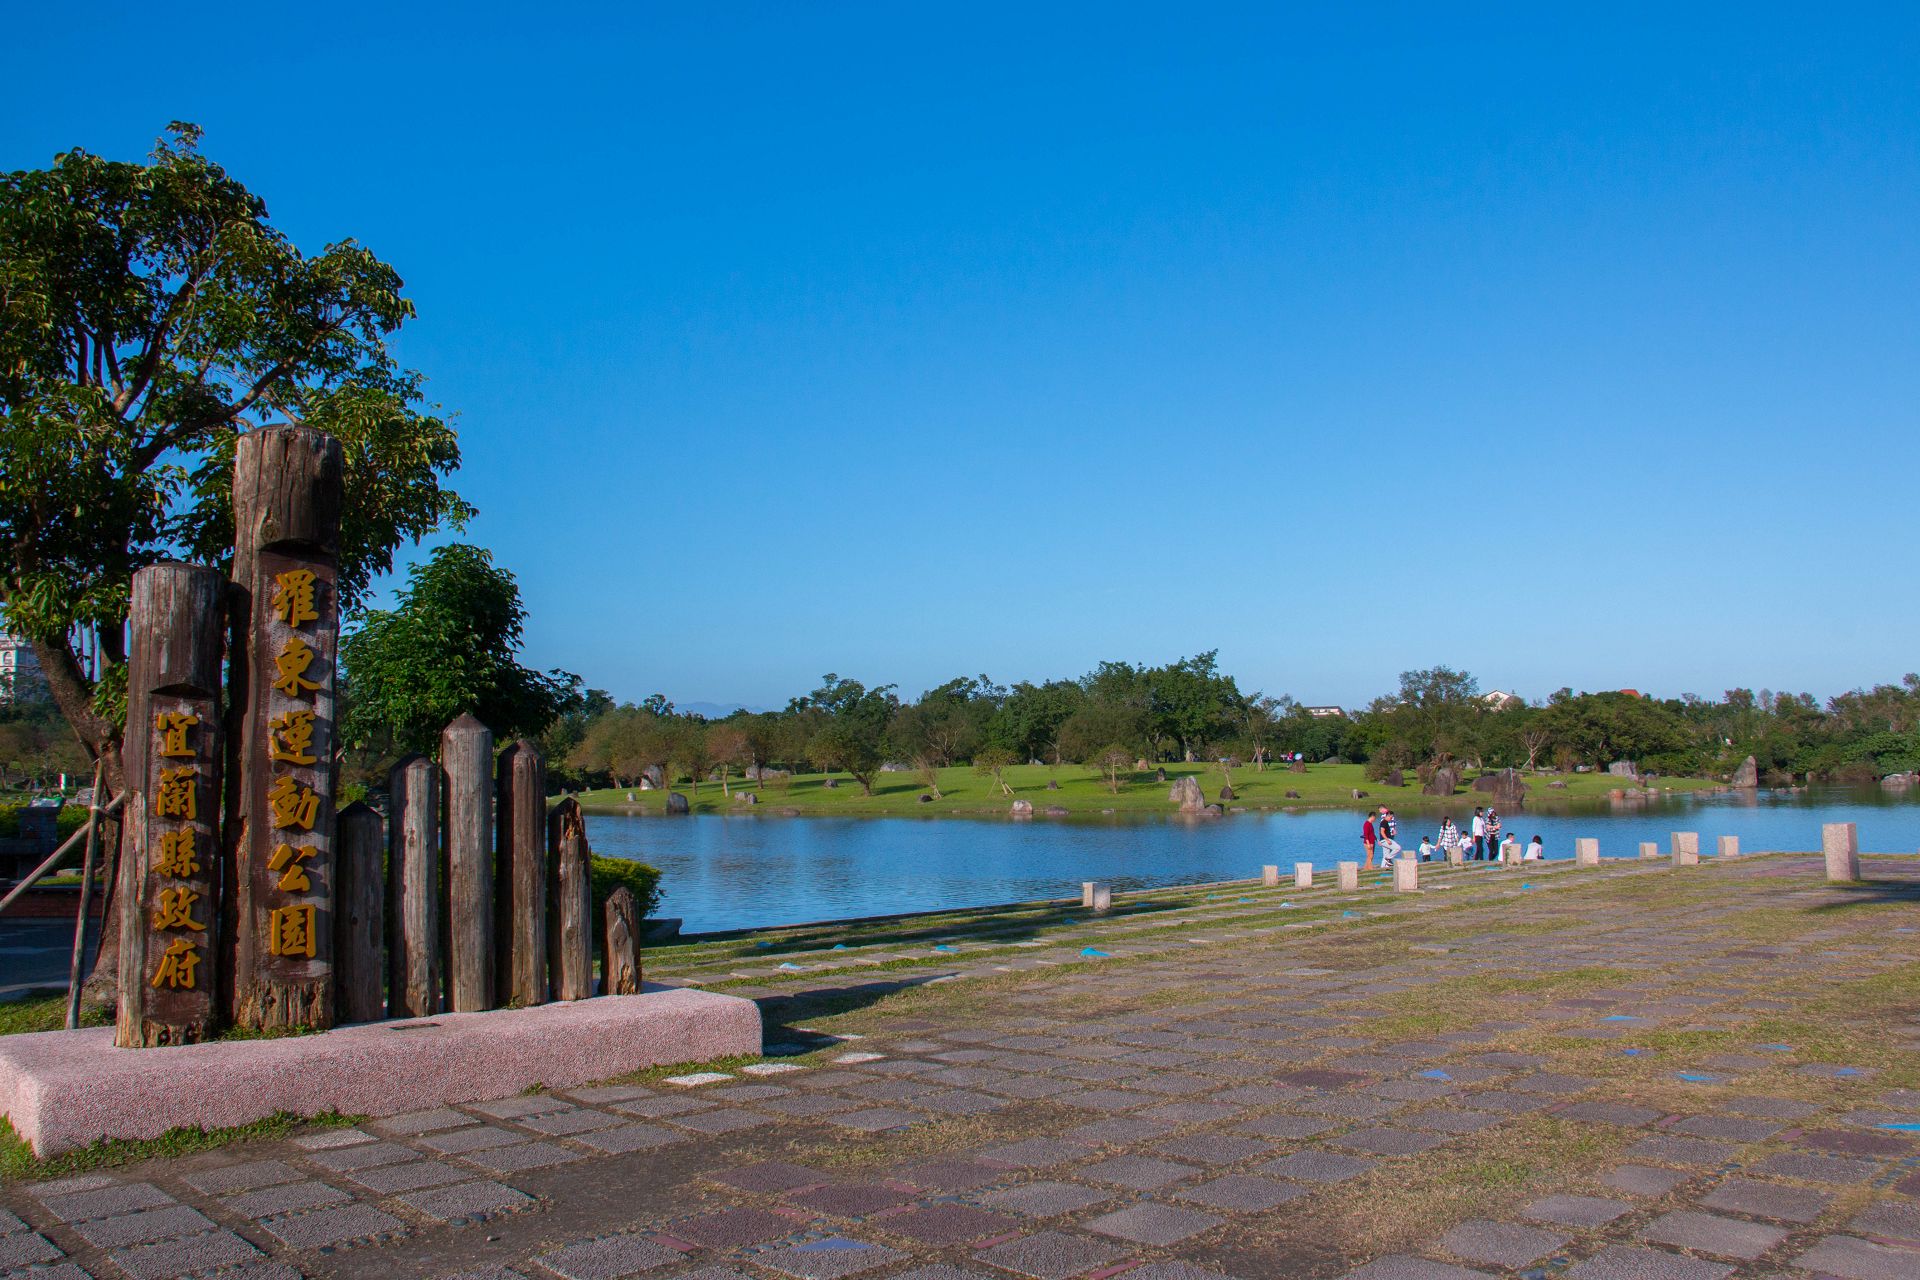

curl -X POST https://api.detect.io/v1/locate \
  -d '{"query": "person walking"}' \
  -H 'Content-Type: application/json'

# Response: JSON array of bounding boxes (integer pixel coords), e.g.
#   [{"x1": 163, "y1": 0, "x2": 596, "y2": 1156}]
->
[
  {"x1": 1485, "y1": 807, "x2": 1503, "y2": 861},
  {"x1": 1438, "y1": 815, "x2": 1461, "y2": 861},
  {"x1": 1470, "y1": 807, "x2": 1487, "y2": 860},
  {"x1": 1361, "y1": 812, "x2": 1377, "y2": 870}
]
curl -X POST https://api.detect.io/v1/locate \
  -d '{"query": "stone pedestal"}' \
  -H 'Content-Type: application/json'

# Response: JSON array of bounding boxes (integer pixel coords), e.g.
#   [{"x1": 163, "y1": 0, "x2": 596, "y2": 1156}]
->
[
  {"x1": 1717, "y1": 835, "x2": 1740, "y2": 858},
  {"x1": 1671, "y1": 832, "x2": 1700, "y2": 866},
  {"x1": 1081, "y1": 881, "x2": 1099, "y2": 908},
  {"x1": 1823, "y1": 822, "x2": 1859, "y2": 881},
  {"x1": 1088, "y1": 882, "x2": 1113, "y2": 912},
  {"x1": 1575, "y1": 838, "x2": 1600, "y2": 867},
  {"x1": 1294, "y1": 862, "x2": 1313, "y2": 889},
  {"x1": 1639, "y1": 841, "x2": 1660, "y2": 859},
  {"x1": 1337, "y1": 861, "x2": 1359, "y2": 892},
  {"x1": 1393, "y1": 861, "x2": 1418, "y2": 892},
  {"x1": 1447, "y1": 848, "x2": 1464, "y2": 866},
  {"x1": 1261, "y1": 865, "x2": 1280, "y2": 887}
]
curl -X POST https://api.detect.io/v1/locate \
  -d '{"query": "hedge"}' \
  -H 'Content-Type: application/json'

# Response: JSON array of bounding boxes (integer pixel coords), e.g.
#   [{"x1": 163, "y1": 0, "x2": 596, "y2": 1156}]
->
[
  {"x1": 589, "y1": 855, "x2": 663, "y2": 920},
  {"x1": 0, "y1": 803, "x2": 90, "y2": 842}
]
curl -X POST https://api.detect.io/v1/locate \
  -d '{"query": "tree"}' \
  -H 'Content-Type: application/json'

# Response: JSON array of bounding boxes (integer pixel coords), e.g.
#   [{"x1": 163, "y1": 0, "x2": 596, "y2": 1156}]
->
[
  {"x1": 1089, "y1": 744, "x2": 1134, "y2": 794},
  {"x1": 0, "y1": 124, "x2": 469, "y2": 787},
  {"x1": 707, "y1": 722, "x2": 751, "y2": 797},
  {"x1": 338, "y1": 545, "x2": 574, "y2": 760},
  {"x1": 802, "y1": 674, "x2": 897, "y2": 795},
  {"x1": 972, "y1": 745, "x2": 1017, "y2": 796},
  {"x1": 670, "y1": 717, "x2": 714, "y2": 799}
]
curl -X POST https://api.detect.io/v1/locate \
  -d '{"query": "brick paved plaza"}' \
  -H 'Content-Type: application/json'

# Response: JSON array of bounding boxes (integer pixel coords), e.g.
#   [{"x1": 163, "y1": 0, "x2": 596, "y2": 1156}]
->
[{"x1": 5, "y1": 852, "x2": 1920, "y2": 1279}]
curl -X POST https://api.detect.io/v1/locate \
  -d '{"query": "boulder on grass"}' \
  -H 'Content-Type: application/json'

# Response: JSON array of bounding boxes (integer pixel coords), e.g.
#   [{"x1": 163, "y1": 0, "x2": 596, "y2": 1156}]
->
[
  {"x1": 1730, "y1": 755, "x2": 1759, "y2": 788},
  {"x1": 1010, "y1": 799, "x2": 1034, "y2": 818},
  {"x1": 1168, "y1": 775, "x2": 1207, "y2": 814},
  {"x1": 1288, "y1": 761, "x2": 1307, "y2": 774},
  {"x1": 665, "y1": 792, "x2": 690, "y2": 815},
  {"x1": 1423, "y1": 767, "x2": 1457, "y2": 797},
  {"x1": 1219, "y1": 784, "x2": 1235, "y2": 801}
]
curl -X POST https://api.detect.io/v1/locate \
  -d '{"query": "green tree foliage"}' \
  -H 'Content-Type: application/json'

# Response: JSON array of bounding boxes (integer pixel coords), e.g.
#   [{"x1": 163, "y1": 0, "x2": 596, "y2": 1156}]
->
[
  {"x1": 801, "y1": 674, "x2": 898, "y2": 795},
  {"x1": 338, "y1": 545, "x2": 576, "y2": 761},
  {"x1": 0, "y1": 124, "x2": 469, "y2": 779}
]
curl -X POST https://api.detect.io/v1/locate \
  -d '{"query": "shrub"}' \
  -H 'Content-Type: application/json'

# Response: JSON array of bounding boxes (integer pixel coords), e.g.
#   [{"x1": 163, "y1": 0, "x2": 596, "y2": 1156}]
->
[{"x1": 589, "y1": 855, "x2": 663, "y2": 920}]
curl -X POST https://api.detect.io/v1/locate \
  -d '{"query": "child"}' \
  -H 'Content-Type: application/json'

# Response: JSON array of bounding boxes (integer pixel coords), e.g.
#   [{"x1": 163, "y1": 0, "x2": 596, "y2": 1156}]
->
[
  {"x1": 1524, "y1": 833, "x2": 1544, "y2": 861},
  {"x1": 1418, "y1": 835, "x2": 1436, "y2": 863},
  {"x1": 1499, "y1": 832, "x2": 1520, "y2": 862}
]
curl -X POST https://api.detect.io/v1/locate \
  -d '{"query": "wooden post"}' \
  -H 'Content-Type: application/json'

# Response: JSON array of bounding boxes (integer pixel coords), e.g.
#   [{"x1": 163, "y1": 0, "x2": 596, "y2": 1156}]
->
[
  {"x1": 225, "y1": 425, "x2": 344, "y2": 1032},
  {"x1": 116, "y1": 563, "x2": 227, "y2": 1047},
  {"x1": 387, "y1": 756, "x2": 443, "y2": 1018},
  {"x1": 604, "y1": 886, "x2": 641, "y2": 995},
  {"x1": 495, "y1": 739, "x2": 548, "y2": 1007},
  {"x1": 547, "y1": 797, "x2": 593, "y2": 1001},
  {"x1": 335, "y1": 802, "x2": 385, "y2": 1024},
  {"x1": 441, "y1": 713, "x2": 494, "y2": 1011}
]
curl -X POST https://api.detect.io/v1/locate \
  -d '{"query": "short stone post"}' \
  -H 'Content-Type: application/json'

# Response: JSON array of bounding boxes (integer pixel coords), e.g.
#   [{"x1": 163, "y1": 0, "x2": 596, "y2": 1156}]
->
[
  {"x1": 116, "y1": 563, "x2": 227, "y2": 1048},
  {"x1": 1575, "y1": 838, "x2": 1600, "y2": 867},
  {"x1": 1081, "y1": 881, "x2": 1098, "y2": 908},
  {"x1": 334, "y1": 802, "x2": 385, "y2": 1024},
  {"x1": 1090, "y1": 883, "x2": 1113, "y2": 913},
  {"x1": 1337, "y1": 861, "x2": 1359, "y2": 891},
  {"x1": 1717, "y1": 835, "x2": 1740, "y2": 858},
  {"x1": 1822, "y1": 822, "x2": 1859, "y2": 881},
  {"x1": 1393, "y1": 860, "x2": 1418, "y2": 892},
  {"x1": 1293, "y1": 862, "x2": 1313, "y2": 889},
  {"x1": 547, "y1": 798, "x2": 594, "y2": 1001},
  {"x1": 441, "y1": 713, "x2": 494, "y2": 1012},
  {"x1": 603, "y1": 886, "x2": 641, "y2": 994},
  {"x1": 1671, "y1": 831, "x2": 1700, "y2": 866},
  {"x1": 495, "y1": 740, "x2": 549, "y2": 1007},
  {"x1": 1261, "y1": 865, "x2": 1280, "y2": 887},
  {"x1": 1447, "y1": 846, "x2": 1464, "y2": 866},
  {"x1": 387, "y1": 756, "x2": 442, "y2": 1017},
  {"x1": 1639, "y1": 841, "x2": 1660, "y2": 859}
]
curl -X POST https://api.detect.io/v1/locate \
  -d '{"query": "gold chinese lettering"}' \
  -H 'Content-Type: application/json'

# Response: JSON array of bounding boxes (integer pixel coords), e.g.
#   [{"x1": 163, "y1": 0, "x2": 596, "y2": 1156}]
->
[
  {"x1": 155, "y1": 828, "x2": 201, "y2": 878},
  {"x1": 271, "y1": 568, "x2": 320, "y2": 627},
  {"x1": 155, "y1": 711, "x2": 200, "y2": 759},
  {"x1": 266, "y1": 708, "x2": 318, "y2": 765},
  {"x1": 150, "y1": 886, "x2": 206, "y2": 932},
  {"x1": 267, "y1": 842, "x2": 317, "y2": 892},
  {"x1": 270, "y1": 635, "x2": 323, "y2": 699},
  {"x1": 268, "y1": 903, "x2": 317, "y2": 958},
  {"x1": 267, "y1": 775, "x2": 320, "y2": 831},
  {"x1": 151, "y1": 937, "x2": 201, "y2": 989},
  {"x1": 154, "y1": 767, "x2": 198, "y2": 820}
]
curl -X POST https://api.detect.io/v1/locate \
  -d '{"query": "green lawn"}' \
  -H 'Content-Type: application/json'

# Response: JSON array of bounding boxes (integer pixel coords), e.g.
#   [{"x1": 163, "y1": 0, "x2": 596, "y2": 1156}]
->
[{"x1": 575, "y1": 761, "x2": 1711, "y2": 818}]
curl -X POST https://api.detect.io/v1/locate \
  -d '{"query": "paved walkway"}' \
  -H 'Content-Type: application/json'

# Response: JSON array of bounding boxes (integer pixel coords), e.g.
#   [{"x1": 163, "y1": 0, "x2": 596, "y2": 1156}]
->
[{"x1": 5, "y1": 853, "x2": 1920, "y2": 1279}]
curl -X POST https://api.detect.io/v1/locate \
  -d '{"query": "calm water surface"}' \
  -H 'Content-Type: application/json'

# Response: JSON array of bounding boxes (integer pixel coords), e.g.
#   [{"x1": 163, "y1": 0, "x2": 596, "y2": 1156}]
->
[{"x1": 586, "y1": 786, "x2": 1920, "y2": 934}]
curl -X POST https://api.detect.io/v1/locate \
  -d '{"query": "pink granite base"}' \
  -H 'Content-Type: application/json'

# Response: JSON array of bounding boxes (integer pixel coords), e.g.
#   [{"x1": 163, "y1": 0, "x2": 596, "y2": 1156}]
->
[{"x1": 0, "y1": 986, "x2": 760, "y2": 1155}]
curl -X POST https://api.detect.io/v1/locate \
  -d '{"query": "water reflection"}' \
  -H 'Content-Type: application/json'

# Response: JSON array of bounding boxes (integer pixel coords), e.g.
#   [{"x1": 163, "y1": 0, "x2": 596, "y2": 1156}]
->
[{"x1": 585, "y1": 786, "x2": 1920, "y2": 934}]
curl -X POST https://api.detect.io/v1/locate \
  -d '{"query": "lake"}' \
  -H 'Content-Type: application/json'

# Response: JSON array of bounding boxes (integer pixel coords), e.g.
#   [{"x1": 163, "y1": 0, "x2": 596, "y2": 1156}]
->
[{"x1": 585, "y1": 785, "x2": 1920, "y2": 935}]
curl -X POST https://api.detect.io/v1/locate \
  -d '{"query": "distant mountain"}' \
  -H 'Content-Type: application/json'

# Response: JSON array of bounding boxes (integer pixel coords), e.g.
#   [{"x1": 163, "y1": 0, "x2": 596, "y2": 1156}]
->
[{"x1": 679, "y1": 700, "x2": 765, "y2": 720}]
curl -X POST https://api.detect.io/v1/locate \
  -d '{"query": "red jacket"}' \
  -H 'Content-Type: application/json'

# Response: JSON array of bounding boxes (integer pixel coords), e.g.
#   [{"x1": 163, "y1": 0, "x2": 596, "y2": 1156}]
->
[{"x1": 1363, "y1": 818, "x2": 1376, "y2": 843}]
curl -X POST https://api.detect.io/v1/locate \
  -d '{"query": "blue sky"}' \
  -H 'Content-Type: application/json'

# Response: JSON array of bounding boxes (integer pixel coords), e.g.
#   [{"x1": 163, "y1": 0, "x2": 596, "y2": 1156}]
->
[{"x1": 7, "y1": 4, "x2": 1916, "y2": 709}]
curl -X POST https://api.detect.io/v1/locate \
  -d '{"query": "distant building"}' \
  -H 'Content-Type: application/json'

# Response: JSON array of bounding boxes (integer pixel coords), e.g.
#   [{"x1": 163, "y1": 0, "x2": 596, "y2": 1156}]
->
[
  {"x1": 1618, "y1": 688, "x2": 1641, "y2": 699},
  {"x1": 1305, "y1": 705, "x2": 1347, "y2": 719},
  {"x1": 0, "y1": 628, "x2": 46, "y2": 703},
  {"x1": 1481, "y1": 690, "x2": 1522, "y2": 711}
]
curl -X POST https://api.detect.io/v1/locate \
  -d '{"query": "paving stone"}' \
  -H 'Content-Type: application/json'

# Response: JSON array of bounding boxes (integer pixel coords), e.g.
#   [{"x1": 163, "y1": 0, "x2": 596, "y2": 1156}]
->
[
  {"x1": 1151, "y1": 1133, "x2": 1272, "y2": 1166},
  {"x1": 971, "y1": 1229, "x2": 1127, "y2": 1279},
  {"x1": 419, "y1": 1125, "x2": 532, "y2": 1154},
  {"x1": 463, "y1": 1140, "x2": 586, "y2": 1173},
  {"x1": 754, "y1": 1237, "x2": 904, "y2": 1278},
  {"x1": 1523, "y1": 1194, "x2": 1633, "y2": 1227},
  {"x1": 1330, "y1": 1127, "x2": 1448, "y2": 1156},
  {"x1": 1849, "y1": 1199, "x2": 1920, "y2": 1238},
  {"x1": 377, "y1": 1107, "x2": 475, "y2": 1136},
  {"x1": 709, "y1": 1161, "x2": 829, "y2": 1194},
  {"x1": 0, "y1": 1231, "x2": 62, "y2": 1269},
  {"x1": 0, "y1": 1206, "x2": 24, "y2": 1233},
  {"x1": 1563, "y1": 1244, "x2": 1733, "y2": 1279},
  {"x1": 1638, "y1": 1209, "x2": 1787, "y2": 1260},
  {"x1": 1056, "y1": 1088, "x2": 1159, "y2": 1112},
  {"x1": 890, "y1": 1159, "x2": 1008, "y2": 1191},
  {"x1": 227, "y1": 1180, "x2": 352, "y2": 1218},
  {"x1": 181, "y1": 1160, "x2": 303, "y2": 1195},
  {"x1": 0, "y1": 1261, "x2": 88, "y2": 1280},
  {"x1": 1340, "y1": 1256, "x2": 1498, "y2": 1280},
  {"x1": 108, "y1": 1229, "x2": 263, "y2": 1280},
  {"x1": 1236, "y1": 1114, "x2": 1336, "y2": 1140},
  {"x1": 538, "y1": 1230, "x2": 685, "y2": 1278},
  {"x1": 1173, "y1": 1173, "x2": 1308, "y2": 1211},
  {"x1": 1800, "y1": 1127, "x2": 1914, "y2": 1157},
  {"x1": 291, "y1": 1127, "x2": 376, "y2": 1149},
  {"x1": 879, "y1": 1204, "x2": 1020, "y2": 1245},
  {"x1": 976, "y1": 1181, "x2": 1113, "y2": 1217},
  {"x1": 1669, "y1": 1114, "x2": 1784, "y2": 1142},
  {"x1": 1756, "y1": 1151, "x2": 1881, "y2": 1183},
  {"x1": 982, "y1": 1075, "x2": 1081, "y2": 1100},
  {"x1": 1791, "y1": 1233, "x2": 1920, "y2": 1280},
  {"x1": 469, "y1": 1094, "x2": 575, "y2": 1120},
  {"x1": 974, "y1": 1139, "x2": 1093, "y2": 1168},
  {"x1": 789, "y1": 1184, "x2": 917, "y2": 1216},
  {"x1": 1561, "y1": 1102, "x2": 1664, "y2": 1127},
  {"x1": 1401, "y1": 1107, "x2": 1504, "y2": 1135},
  {"x1": 887, "y1": 1268, "x2": 1000, "y2": 1280},
  {"x1": 572, "y1": 1123, "x2": 687, "y2": 1154},
  {"x1": 1060, "y1": 1118, "x2": 1174, "y2": 1146},
  {"x1": 1257, "y1": 1149, "x2": 1377, "y2": 1183},
  {"x1": 1137, "y1": 1101, "x2": 1240, "y2": 1126},
  {"x1": 260, "y1": 1201, "x2": 408, "y2": 1248},
  {"x1": 760, "y1": 1095, "x2": 862, "y2": 1117},
  {"x1": 38, "y1": 1182, "x2": 172, "y2": 1223},
  {"x1": 308, "y1": 1139, "x2": 423, "y2": 1171},
  {"x1": 1602, "y1": 1165, "x2": 1691, "y2": 1196},
  {"x1": 1077, "y1": 1154, "x2": 1201, "y2": 1190},
  {"x1": 1440, "y1": 1219, "x2": 1569, "y2": 1268},
  {"x1": 567, "y1": 1084, "x2": 658, "y2": 1104},
  {"x1": 611, "y1": 1095, "x2": 717, "y2": 1118},
  {"x1": 27, "y1": 1175, "x2": 116, "y2": 1198},
  {"x1": 1084, "y1": 1201, "x2": 1223, "y2": 1245},
  {"x1": 1719, "y1": 1095, "x2": 1819, "y2": 1120},
  {"x1": 828, "y1": 1108, "x2": 926, "y2": 1133},
  {"x1": 1624, "y1": 1135, "x2": 1737, "y2": 1167},
  {"x1": 674, "y1": 1207, "x2": 806, "y2": 1247},
  {"x1": 1699, "y1": 1177, "x2": 1831, "y2": 1223},
  {"x1": 396, "y1": 1180, "x2": 536, "y2": 1223},
  {"x1": 518, "y1": 1107, "x2": 626, "y2": 1136},
  {"x1": 346, "y1": 1159, "x2": 473, "y2": 1194}
]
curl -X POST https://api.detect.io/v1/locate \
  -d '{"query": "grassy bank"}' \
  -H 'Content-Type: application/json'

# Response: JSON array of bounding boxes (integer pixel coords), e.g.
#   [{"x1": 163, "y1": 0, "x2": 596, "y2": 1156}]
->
[{"x1": 575, "y1": 761, "x2": 1712, "y2": 818}]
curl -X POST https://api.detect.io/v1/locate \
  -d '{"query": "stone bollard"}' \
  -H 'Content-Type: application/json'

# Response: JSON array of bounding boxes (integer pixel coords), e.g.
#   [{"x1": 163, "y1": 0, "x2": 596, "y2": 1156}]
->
[
  {"x1": 1393, "y1": 860, "x2": 1418, "y2": 892},
  {"x1": 1671, "y1": 832, "x2": 1700, "y2": 866},
  {"x1": 1575, "y1": 838, "x2": 1600, "y2": 867},
  {"x1": 1090, "y1": 882, "x2": 1113, "y2": 913},
  {"x1": 1822, "y1": 823, "x2": 1859, "y2": 881},
  {"x1": 1081, "y1": 881, "x2": 1099, "y2": 908},
  {"x1": 1448, "y1": 847, "x2": 1464, "y2": 866},
  {"x1": 1262, "y1": 865, "x2": 1280, "y2": 887},
  {"x1": 1639, "y1": 841, "x2": 1660, "y2": 859},
  {"x1": 1294, "y1": 862, "x2": 1313, "y2": 889},
  {"x1": 1337, "y1": 861, "x2": 1359, "y2": 892},
  {"x1": 1717, "y1": 835, "x2": 1740, "y2": 858}
]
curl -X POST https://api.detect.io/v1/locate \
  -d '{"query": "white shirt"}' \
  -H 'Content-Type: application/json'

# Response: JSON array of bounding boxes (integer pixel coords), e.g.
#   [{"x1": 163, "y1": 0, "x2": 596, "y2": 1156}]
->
[{"x1": 1470, "y1": 816, "x2": 1485, "y2": 837}]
